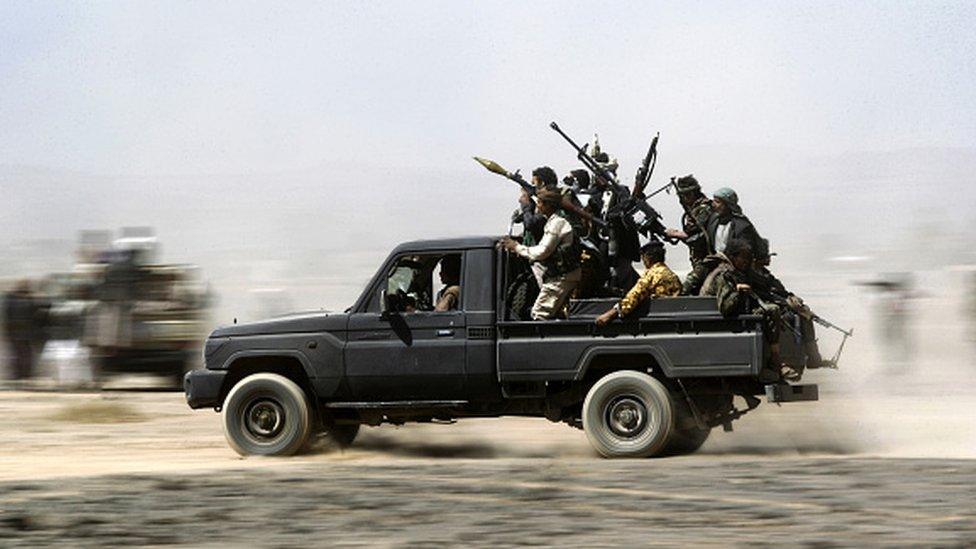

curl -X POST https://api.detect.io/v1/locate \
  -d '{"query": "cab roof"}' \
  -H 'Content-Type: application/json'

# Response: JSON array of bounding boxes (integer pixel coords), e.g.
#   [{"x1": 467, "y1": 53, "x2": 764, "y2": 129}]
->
[{"x1": 391, "y1": 236, "x2": 497, "y2": 254}]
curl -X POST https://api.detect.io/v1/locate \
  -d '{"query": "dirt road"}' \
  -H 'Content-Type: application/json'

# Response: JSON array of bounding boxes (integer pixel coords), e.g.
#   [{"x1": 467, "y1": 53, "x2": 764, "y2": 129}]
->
[{"x1": 1, "y1": 388, "x2": 974, "y2": 546}]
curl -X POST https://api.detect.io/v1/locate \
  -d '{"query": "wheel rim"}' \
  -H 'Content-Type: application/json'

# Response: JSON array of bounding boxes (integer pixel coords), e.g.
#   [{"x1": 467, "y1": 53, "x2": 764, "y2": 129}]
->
[
  {"x1": 243, "y1": 398, "x2": 285, "y2": 440},
  {"x1": 605, "y1": 395, "x2": 648, "y2": 438}
]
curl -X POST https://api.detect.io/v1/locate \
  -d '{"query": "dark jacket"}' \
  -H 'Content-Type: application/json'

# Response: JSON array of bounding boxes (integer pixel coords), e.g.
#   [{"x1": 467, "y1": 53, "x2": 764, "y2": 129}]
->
[{"x1": 704, "y1": 212, "x2": 763, "y2": 255}]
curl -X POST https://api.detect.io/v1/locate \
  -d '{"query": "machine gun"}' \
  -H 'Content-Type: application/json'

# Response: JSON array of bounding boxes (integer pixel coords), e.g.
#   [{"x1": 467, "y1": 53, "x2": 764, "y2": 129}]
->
[
  {"x1": 549, "y1": 122, "x2": 674, "y2": 243},
  {"x1": 549, "y1": 122, "x2": 624, "y2": 193},
  {"x1": 756, "y1": 286, "x2": 854, "y2": 368},
  {"x1": 473, "y1": 156, "x2": 606, "y2": 229}
]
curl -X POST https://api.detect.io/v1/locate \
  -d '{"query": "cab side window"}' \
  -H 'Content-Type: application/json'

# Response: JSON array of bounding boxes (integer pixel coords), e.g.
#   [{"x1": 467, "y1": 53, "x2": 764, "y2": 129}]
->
[{"x1": 381, "y1": 253, "x2": 462, "y2": 314}]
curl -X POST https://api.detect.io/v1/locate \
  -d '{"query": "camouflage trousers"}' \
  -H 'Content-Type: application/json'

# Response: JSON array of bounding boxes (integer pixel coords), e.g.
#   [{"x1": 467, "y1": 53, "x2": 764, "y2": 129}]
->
[{"x1": 681, "y1": 260, "x2": 711, "y2": 296}]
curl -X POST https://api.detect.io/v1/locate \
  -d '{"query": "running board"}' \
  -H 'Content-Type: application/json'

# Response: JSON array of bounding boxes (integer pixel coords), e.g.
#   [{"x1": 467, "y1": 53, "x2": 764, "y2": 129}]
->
[
  {"x1": 765, "y1": 383, "x2": 819, "y2": 403},
  {"x1": 325, "y1": 400, "x2": 468, "y2": 409}
]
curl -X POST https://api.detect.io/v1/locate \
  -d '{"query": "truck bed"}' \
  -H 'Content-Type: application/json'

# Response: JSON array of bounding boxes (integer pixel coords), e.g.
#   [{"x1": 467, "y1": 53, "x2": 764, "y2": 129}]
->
[{"x1": 497, "y1": 296, "x2": 766, "y2": 382}]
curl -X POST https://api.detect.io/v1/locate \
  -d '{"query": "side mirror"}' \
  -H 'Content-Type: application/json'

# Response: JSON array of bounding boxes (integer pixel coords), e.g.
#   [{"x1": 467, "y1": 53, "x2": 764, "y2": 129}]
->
[{"x1": 380, "y1": 289, "x2": 401, "y2": 319}]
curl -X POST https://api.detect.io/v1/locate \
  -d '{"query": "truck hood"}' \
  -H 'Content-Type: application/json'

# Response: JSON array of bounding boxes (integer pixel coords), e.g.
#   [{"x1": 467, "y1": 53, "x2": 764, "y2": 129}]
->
[{"x1": 210, "y1": 311, "x2": 347, "y2": 337}]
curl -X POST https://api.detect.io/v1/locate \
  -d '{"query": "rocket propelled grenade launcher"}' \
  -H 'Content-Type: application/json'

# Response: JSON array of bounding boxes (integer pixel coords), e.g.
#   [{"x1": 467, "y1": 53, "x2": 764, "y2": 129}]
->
[
  {"x1": 473, "y1": 156, "x2": 607, "y2": 229},
  {"x1": 473, "y1": 156, "x2": 535, "y2": 195}
]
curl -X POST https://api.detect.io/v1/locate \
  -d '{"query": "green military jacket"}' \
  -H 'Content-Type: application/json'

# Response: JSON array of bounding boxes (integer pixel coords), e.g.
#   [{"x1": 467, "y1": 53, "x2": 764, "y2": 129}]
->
[{"x1": 682, "y1": 197, "x2": 713, "y2": 262}]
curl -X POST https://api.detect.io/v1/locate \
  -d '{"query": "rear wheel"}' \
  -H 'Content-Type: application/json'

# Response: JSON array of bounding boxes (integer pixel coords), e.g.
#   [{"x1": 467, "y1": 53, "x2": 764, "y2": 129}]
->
[
  {"x1": 662, "y1": 395, "x2": 712, "y2": 456},
  {"x1": 663, "y1": 424, "x2": 711, "y2": 455},
  {"x1": 222, "y1": 373, "x2": 312, "y2": 456},
  {"x1": 582, "y1": 371, "x2": 674, "y2": 458}
]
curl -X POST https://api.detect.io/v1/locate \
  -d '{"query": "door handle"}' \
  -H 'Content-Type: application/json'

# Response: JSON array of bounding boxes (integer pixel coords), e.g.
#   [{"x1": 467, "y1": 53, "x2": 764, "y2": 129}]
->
[{"x1": 437, "y1": 329, "x2": 455, "y2": 337}]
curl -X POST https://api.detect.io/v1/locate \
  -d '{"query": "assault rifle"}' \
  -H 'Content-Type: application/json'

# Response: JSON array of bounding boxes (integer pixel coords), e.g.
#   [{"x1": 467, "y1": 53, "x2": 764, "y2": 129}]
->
[
  {"x1": 632, "y1": 132, "x2": 659, "y2": 199},
  {"x1": 633, "y1": 137, "x2": 681, "y2": 201},
  {"x1": 473, "y1": 156, "x2": 606, "y2": 229},
  {"x1": 549, "y1": 122, "x2": 674, "y2": 243}
]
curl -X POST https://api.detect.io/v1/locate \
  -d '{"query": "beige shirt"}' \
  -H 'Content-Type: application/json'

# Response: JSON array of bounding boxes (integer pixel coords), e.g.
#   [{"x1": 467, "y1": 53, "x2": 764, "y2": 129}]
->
[{"x1": 514, "y1": 215, "x2": 573, "y2": 262}]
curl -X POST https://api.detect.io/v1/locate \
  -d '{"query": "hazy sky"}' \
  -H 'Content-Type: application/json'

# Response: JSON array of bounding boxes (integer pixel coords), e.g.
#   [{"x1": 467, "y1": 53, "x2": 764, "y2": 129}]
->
[
  {"x1": 2, "y1": 0, "x2": 976, "y2": 293},
  {"x1": 2, "y1": 1, "x2": 974, "y2": 176}
]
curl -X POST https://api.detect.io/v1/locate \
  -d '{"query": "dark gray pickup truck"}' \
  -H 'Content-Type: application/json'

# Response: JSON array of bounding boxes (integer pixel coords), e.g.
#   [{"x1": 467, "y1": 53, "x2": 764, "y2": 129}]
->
[{"x1": 185, "y1": 236, "x2": 820, "y2": 458}]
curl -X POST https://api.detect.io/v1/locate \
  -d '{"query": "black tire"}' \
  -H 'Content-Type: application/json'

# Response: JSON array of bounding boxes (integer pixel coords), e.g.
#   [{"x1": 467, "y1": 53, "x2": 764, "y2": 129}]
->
[
  {"x1": 663, "y1": 425, "x2": 711, "y2": 456},
  {"x1": 507, "y1": 271, "x2": 539, "y2": 320},
  {"x1": 582, "y1": 371, "x2": 675, "y2": 458},
  {"x1": 663, "y1": 396, "x2": 713, "y2": 456},
  {"x1": 222, "y1": 373, "x2": 312, "y2": 456},
  {"x1": 327, "y1": 423, "x2": 360, "y2": 448}
]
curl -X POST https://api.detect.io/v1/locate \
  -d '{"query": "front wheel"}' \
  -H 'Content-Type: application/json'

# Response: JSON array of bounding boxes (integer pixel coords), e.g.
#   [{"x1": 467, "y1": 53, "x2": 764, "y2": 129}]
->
[
  {"x1": 222, "y1": 373, "x2": 312, "y2": 456},
  {"x1": 582, "y1": 370, "x2": 675, "y2": 458}
]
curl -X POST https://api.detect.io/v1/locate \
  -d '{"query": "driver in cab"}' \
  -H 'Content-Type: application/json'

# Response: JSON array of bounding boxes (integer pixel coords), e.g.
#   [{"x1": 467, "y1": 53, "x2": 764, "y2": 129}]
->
[{"x1": 434, "y1": 255, "x2": 461, "y2": 312}]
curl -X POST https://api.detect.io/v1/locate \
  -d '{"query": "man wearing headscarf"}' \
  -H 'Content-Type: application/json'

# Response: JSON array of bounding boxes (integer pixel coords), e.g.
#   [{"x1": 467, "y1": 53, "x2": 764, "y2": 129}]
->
[{"x1": 704, "y1": 187, "x2": 763, "y2": 257}]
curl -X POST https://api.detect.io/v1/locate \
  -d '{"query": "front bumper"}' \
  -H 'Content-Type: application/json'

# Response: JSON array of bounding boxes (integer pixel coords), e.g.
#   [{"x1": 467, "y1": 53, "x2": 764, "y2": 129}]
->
[{"x1": 184, "y1": 369, "x2": 227, "y2": 409}]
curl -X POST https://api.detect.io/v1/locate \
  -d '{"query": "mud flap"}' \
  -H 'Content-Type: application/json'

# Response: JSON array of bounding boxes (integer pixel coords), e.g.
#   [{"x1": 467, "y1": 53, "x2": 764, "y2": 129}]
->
[{"x1": 765, "y1": 383, "x2": 819, "y2": 403}]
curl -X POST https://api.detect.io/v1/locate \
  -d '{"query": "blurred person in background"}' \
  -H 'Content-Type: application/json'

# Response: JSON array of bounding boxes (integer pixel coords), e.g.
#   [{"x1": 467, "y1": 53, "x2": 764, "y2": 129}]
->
[
  {"x1": 858, "y1": 274, "x2": 916, "y2": 374},
  {"x1": 871, "y1": 275, "x2": 916, "y2": 374},
  {"x1": 3, "y1": 280, "x2": 45, "y2": 380}
]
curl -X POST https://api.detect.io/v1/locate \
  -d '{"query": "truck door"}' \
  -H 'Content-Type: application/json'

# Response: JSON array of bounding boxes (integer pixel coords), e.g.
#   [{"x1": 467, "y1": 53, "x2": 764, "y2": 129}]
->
[{"x1": 344, "y1": 252, "x2": 467, "y2": 400}]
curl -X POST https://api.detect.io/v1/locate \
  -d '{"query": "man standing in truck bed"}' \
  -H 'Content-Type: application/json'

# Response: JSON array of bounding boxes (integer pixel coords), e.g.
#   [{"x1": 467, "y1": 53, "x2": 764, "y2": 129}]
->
[{"x1": 501, "y1": 189, "x2": 582, "y2": 319}]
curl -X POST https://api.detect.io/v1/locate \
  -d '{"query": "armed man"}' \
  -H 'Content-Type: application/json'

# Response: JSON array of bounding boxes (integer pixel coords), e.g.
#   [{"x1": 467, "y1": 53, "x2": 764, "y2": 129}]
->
[
  {"x1": 701, "y1": 238, "x2": 800, "y2": 382},
  {"x1": 664, "y1": 175, "x2": 714, "y2": 295},
  {"x1": 582, "y1": 138, "x2": 640, "y2": 293},
  {"x1": 500, "y1": 189, "x2": 582, "y2": 319},
  {"x1": 594, "y1": 240, "x2": 681, "y2": 326},
  {"x1": 705, "y1": 187, "x2": 763, "y2": 256},
  {"x1": 750, "y1": 239, "x2": 833, "y2": 369},
  {"x1": 517, "y1": 166, "x2": 560, "y2": 246}
]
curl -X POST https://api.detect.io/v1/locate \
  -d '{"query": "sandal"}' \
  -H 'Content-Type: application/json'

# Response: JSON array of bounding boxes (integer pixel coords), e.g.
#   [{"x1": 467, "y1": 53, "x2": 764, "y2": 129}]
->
[{"x1": 780, "y1": 365, "x2": 801, "y2": 382}]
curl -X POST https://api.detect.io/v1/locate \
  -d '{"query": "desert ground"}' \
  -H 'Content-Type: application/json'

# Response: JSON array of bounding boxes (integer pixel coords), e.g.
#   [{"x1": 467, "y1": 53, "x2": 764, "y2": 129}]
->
[{"x1": 0, "y1": 382, "x2": 973, "y2": 547}]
